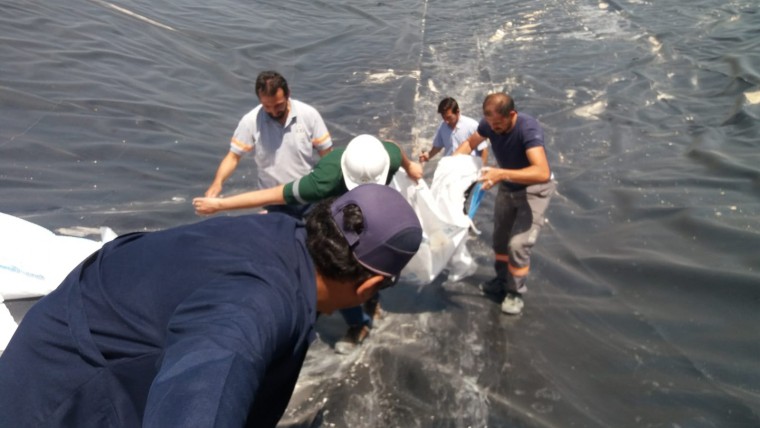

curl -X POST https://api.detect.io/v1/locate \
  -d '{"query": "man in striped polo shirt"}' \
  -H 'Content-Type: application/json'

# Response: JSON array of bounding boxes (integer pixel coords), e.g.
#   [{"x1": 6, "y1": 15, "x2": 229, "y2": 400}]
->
[{"x1": 205, "y1": 71, "x2": 333, "y2": 217}]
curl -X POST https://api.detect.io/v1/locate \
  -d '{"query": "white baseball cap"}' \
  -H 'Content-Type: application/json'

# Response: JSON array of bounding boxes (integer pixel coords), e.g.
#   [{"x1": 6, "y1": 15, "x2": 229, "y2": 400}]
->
[{"x1": 341, "y1": 135, "x2": 391, "y2": 190}]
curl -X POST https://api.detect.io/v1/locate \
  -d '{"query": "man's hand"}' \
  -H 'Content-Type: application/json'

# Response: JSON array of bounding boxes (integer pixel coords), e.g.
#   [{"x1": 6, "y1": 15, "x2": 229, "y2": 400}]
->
[
  {"x1": 405, "y1": 161, "x2": 424, "y2": 182},
  {"x1": 205, "y1": 183, "x2": 223, "y2": 198},
  {"x1": 193, "y1": 197, "x2": 223, "y2": 216},
  {"x1": 478, "y1": 166, "x2": 503, "y2": 191},
  {"x1": 419, "y1": 151, "x2": 430, "y2": 163}
]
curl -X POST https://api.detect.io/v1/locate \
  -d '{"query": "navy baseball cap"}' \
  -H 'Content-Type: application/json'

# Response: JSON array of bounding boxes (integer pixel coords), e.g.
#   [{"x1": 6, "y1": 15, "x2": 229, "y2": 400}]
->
[{"x1": 330, "y1": 183, "x2": 422, "y2": 281}]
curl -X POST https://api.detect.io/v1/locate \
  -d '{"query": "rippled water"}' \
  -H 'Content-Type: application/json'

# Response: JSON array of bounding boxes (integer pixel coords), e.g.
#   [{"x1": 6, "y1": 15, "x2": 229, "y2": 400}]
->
[{"x1": 2, "y1": 0, "x2": 759, "y2": 426}]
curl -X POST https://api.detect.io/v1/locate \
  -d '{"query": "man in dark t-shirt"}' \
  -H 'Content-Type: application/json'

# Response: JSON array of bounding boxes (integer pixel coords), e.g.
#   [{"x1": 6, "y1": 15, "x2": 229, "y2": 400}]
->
[{"x1": 455, "y1": 93, "x2": 556, "y2": 315}]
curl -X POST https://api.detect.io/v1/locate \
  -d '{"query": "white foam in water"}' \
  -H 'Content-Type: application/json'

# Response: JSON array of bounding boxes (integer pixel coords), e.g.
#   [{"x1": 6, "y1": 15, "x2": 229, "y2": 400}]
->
[
  {"x1": 363, "y1": 69, "x2": 397, "y2": 84},
  {"x1": 745, "y1": 90, "x2": 760, "y2": 104},
  {"x1": 648, "y1": 36, "x2": 663, "y2": 53},
  {"x1": 358, "y1": 69, "x2": 420, "y2": 84},
  {"x1": 55, "y1": 226, "x2": 104, "y2": 238},
  {"x1": 427, "y1": 79, "x2": 439, "y2": 94},
  {"x1": 574, "y1": 100, "x2": 606, "y2": 119},
  {"x1": 488, "y1": 28, "x2": 504, "y2": 42}
]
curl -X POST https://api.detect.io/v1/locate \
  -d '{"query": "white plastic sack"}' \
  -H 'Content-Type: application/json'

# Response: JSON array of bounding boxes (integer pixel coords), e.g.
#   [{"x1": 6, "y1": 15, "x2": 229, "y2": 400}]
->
[
  {"x1": 393, "y1": 156, "x2": 482, "y2": 285},
  {"x1": 0, "y1": 212, "x2": 116, "y2": 351},
  {"x1": 0, "y1": 212, "x2": 116, "y2": 301}
]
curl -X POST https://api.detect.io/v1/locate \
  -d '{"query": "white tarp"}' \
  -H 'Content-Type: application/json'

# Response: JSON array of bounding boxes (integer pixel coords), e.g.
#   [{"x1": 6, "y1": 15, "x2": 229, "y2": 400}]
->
[
  {"x1": 0, "y1": 212, "x2": 116, "y2": 351},
  {"x1": 394, "y1": 155, "x2": 482, "y2": 285}
]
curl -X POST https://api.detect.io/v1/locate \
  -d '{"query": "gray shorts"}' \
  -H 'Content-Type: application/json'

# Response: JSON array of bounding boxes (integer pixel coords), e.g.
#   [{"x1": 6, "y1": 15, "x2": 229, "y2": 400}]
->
[{"x1": 493, "y1": 180, "x2": 556, "y2": 268}]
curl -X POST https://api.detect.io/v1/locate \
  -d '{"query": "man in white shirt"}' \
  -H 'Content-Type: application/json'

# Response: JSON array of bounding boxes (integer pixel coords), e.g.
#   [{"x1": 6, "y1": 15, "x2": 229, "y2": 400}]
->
[
  {"x1": 205, "y1": 71, "x2": 333, "y2": 199},
  {"x1": 419, "y1": 97, "x2": 488, "y2": 164}
]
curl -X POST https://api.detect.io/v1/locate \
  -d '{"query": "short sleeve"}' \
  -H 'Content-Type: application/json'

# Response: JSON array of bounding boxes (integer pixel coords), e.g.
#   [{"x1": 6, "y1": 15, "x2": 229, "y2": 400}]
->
[
  {"x1": 304, "y1": 107, "x2": 332, "y2": 152},
  {"x1": 230, "y1": 113, "x2": 257, "y2": 156},
  {"x1": 522, "y1": 119, "x2": 545, "y2": 150},
  {"x1": 476, "y1": 118, "x2": 492, "y2": 139},
  {"x1": 432, "y1": 124, "x2": 445, "y2": 149},
  {"x1": 284, "y1": 152, "x2": 344, "y2": 204}
]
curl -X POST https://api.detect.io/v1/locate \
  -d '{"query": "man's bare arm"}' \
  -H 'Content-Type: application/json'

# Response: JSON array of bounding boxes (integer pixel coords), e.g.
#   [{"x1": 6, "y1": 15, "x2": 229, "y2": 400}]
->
[
  {"x1": 205, "y1": 152, "x2": 242, "y2": 197},
  {"x1": 478, "y1": 146, "x2": 551, "y2": 190},
  {"x1": 194, "y1": 185, "x2": 286, "y2": 215},
  {"x1": 454, "y1": 131, "x2": 487, "y2": 155}
]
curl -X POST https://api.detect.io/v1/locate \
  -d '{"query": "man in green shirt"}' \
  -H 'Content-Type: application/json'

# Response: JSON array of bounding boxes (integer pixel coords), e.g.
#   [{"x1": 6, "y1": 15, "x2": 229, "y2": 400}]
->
[
  {"x1": 193, "y1": 134, "x2": 421, "y2": 214},
  {"x1": 193, "y1": 134, "x2": 423, "y2": 353}
]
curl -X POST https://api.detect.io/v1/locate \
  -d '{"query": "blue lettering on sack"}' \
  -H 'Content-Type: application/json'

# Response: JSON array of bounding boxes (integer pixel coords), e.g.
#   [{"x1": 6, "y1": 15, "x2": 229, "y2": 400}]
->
[{"x1": 0, "y1": 264, "x2": 46, "y2": 281}]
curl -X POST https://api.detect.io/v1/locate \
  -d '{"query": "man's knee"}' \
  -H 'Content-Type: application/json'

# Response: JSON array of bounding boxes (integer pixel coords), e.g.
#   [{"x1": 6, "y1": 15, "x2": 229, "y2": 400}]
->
[{"x1": 508, "y1": 228, "x2": 539, "y2": 267}]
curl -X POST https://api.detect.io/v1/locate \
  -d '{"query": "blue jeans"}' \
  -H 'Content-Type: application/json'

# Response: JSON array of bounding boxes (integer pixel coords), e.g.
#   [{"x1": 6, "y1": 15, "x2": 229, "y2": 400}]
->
[
  {"x1": 339, "y1": 292, "x2": 380, "y2": 327},
  {"x1": 339, "y1": 306, "x2": 369, "y2": 328}
]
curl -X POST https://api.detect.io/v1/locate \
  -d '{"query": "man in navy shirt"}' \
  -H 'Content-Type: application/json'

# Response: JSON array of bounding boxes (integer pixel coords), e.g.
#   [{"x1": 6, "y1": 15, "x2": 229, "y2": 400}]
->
[
  {"x1": 0, "y1": 184, "x2": 422, "y2": 427},
  {"x1": 455, "y1": 93, "x2": 556, "y2": 315}
]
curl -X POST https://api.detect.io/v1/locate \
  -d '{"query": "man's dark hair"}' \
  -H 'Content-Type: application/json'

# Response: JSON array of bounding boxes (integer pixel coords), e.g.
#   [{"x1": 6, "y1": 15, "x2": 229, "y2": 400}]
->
[
  {"x1": 483, "y1": 93, "x2": 515, "y2": 117},
  {"x1": 438, "y1": 97, "x2": 460, "y2": 115},
  {"x1": 255, "y1": 71, "x2": 290, "y2": 98},
  {"x1": 305, "y1": 199, "x2": 374, "y2": 283}
]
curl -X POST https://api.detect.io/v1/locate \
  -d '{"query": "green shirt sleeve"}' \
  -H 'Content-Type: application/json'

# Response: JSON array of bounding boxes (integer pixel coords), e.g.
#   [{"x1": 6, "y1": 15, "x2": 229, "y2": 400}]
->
[
  {"x1": 283, "y1": 149, "x2": 347, "y2": 205},
  {"x1": 381, "y1": 141, "x2": 403, "y2": 184}
]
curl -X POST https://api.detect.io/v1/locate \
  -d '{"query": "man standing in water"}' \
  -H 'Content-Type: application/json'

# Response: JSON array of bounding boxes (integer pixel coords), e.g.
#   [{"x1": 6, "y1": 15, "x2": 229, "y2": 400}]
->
[
  {"x1": 419, "y1": 97, "x2": 489, "y2": 165},
  {"x1": 205, "y1": 70, "x2": 333, "y2": 215},
  {"x1": 0, "y1": 184, "x2": 422, "y2": 427},
  {"x1": 455, "y1": 93, "x2": 555, "y2": 315}
]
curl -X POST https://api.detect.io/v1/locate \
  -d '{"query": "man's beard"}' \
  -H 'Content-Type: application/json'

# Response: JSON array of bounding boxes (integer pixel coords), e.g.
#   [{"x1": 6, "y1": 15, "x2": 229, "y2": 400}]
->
[{"x1": 268, "y1": 111, "x2": 286, "y2": 121}]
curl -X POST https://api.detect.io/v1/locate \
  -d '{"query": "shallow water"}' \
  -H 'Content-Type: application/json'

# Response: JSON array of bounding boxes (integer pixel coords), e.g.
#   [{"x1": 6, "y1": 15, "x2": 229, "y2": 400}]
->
[{"x1": 2, "y1": 0, "x2": 759, "y2": 426}]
